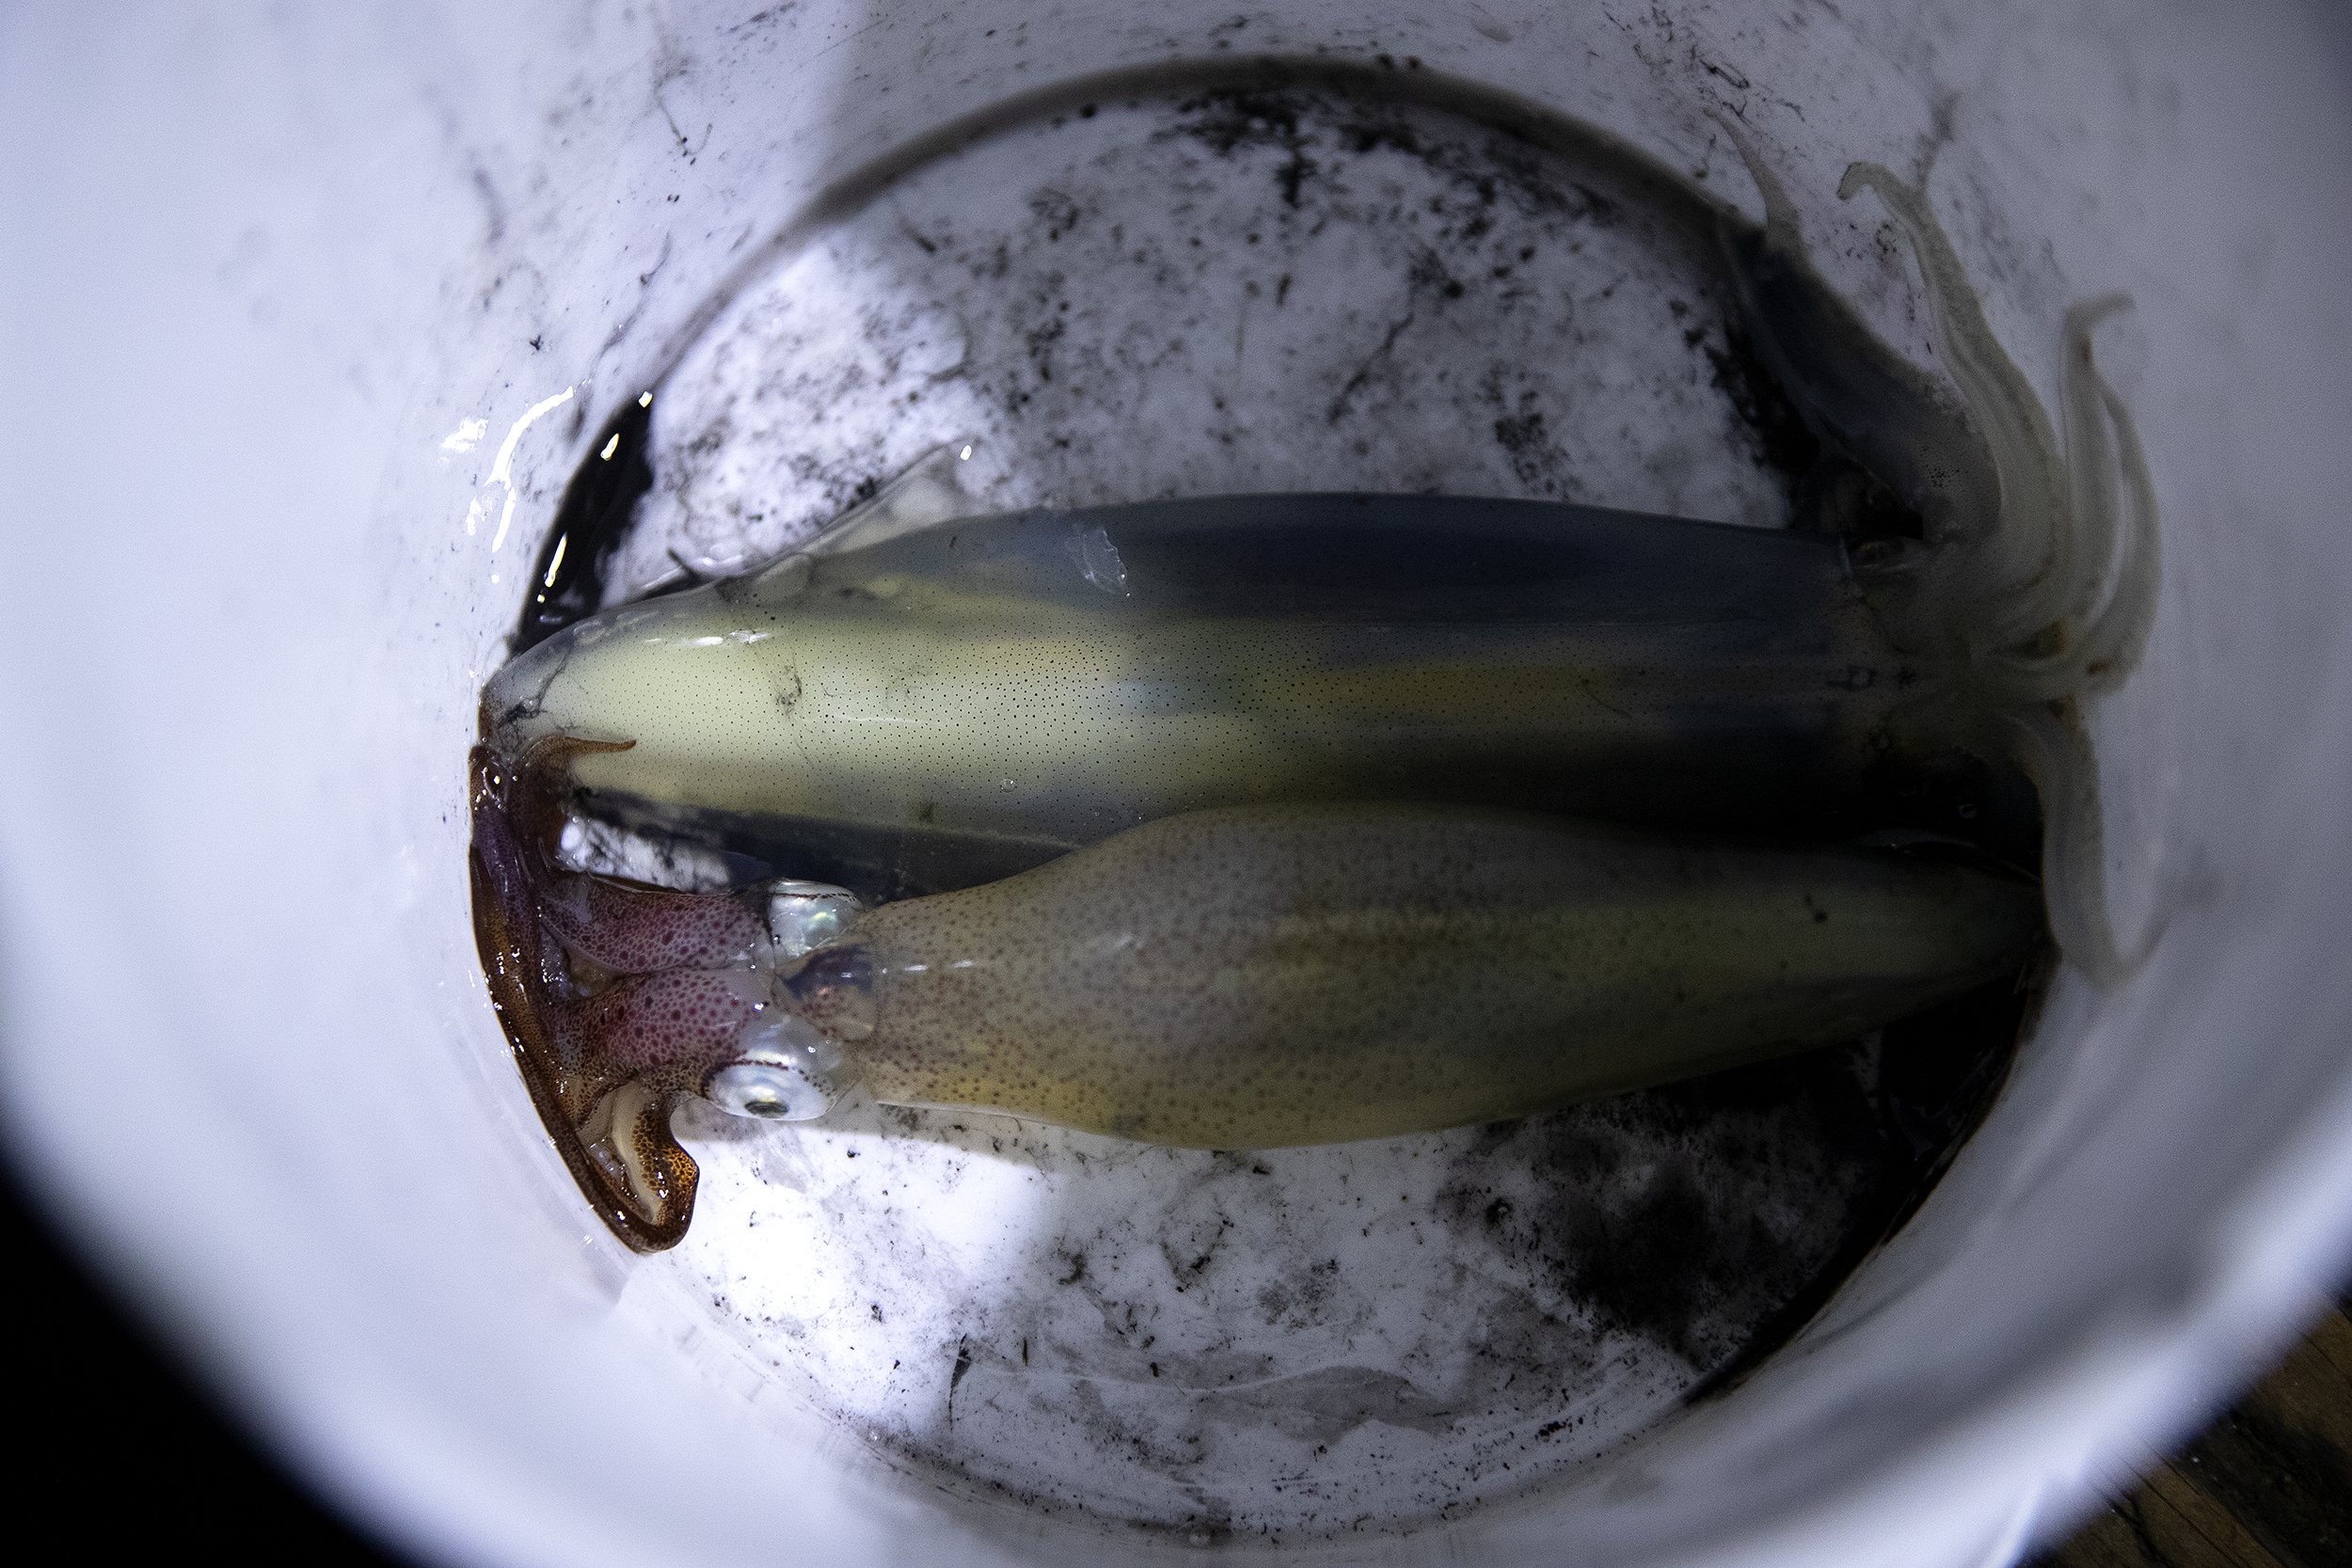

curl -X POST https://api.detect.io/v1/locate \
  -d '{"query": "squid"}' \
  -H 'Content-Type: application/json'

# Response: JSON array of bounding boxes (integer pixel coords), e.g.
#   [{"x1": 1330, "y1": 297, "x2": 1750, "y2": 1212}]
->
[{"x1": 469, "y1": 159, "x2": 2157, "y2": 1252}]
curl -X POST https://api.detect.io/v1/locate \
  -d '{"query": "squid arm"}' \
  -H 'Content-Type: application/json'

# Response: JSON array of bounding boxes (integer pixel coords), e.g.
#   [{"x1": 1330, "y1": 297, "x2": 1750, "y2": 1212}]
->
[{"x1": 1724, "y1": 145, "x2": 2162, "y2": 986}]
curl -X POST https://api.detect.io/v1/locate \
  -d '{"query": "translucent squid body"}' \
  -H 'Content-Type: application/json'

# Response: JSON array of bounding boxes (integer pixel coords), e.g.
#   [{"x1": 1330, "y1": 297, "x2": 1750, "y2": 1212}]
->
[{"x1": 469, "y1": 160, "x2": 2156, "y2": 1251}]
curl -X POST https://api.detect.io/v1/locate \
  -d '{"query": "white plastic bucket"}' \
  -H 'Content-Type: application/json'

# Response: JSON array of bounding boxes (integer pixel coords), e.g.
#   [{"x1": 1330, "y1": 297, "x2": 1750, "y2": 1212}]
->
[{"x1": 4, "y1": 5, "x2": 2348, "y2": 1566}]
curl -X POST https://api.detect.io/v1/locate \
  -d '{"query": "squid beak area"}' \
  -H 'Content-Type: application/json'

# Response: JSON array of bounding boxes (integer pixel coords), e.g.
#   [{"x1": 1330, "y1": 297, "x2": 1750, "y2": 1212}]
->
[{"x1": 468, "y1": 743, "x2": 698, "y2": 1254}]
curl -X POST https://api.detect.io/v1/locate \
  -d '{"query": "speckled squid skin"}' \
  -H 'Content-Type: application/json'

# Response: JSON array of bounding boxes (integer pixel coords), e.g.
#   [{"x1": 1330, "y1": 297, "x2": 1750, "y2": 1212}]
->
[{"x1": 807, "y1": 804, "x2": 2041, "y2": 1148}]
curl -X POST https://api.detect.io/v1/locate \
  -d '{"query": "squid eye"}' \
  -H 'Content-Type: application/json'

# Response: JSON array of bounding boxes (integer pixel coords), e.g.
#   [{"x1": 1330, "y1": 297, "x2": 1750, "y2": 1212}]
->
[
  {"x1": 707, "y1": 1059, "x2": 828, "y2": 1121},
  {"x1": 704, "y1": 1011, "x2": 845, "y2": 1121},
  {"x1": 764, "y1": 880, "x2": 866, "y2": 960}
]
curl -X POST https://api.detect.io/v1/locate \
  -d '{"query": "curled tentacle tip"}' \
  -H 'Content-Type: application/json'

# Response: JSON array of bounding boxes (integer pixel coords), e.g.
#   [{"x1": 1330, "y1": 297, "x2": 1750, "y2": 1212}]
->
[{"x1": 1835, "y1": 162, "x2": 1882, "y2": 202}]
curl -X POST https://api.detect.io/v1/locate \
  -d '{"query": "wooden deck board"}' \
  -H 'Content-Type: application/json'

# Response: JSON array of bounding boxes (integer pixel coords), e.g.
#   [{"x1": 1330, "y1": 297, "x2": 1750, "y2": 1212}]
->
[{"x1": 2029, "y1": 1299, "x2": 2352, "y2": 1568}]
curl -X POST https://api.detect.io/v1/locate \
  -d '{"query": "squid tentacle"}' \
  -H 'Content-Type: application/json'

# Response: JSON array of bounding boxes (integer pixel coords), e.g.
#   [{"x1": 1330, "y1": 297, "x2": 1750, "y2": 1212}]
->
[
  {"x1": 1972, "y1": 296, "x2": 2161, "y2": 705},
  {"x1": 1978, "y1": 319, "x2": 2163, "y2": 986},
  {"x1": 1839, "y1": 166, "x2": 2161, "y2": 986},
  {"x1": 562, "y1": 968, "x2": 775, "y2": 1080},
  {"x1": 1996, "y1": 703, "x2": 2161, "y2": 989},
  {"x1": 2073, "y1": 362, "x2": 2165, "y2": 693},
  {"x1": 1837, "y1": 162, "x2": 2074, "y2": 660},
  {"x1": 2058, "y1": 296, "x2": 2133, "y2": 639},
  {"x1": 538, "y1": 876, "x2": 772, "y2": 974}
]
